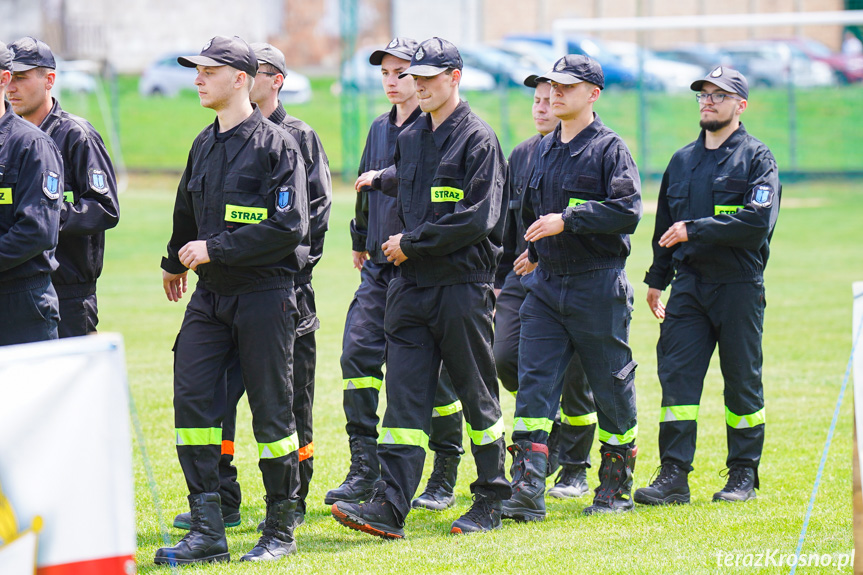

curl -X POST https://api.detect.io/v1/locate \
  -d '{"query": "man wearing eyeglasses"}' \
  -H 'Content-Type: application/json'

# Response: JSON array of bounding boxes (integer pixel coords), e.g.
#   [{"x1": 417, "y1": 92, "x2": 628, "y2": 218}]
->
[{"x1": 635, "y1": 67, "x2": 780, "y2": 506}]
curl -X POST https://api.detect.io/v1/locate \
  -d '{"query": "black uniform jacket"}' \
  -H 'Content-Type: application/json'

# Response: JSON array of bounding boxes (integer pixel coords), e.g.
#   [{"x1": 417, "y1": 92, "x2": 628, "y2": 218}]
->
[
  {"x1": 644, "y1": 123, "x2": 781, "y2": 289},
  {"x1": 522, "y1": 115, "x2": 642, "y2": 275},
  {"x1": 41, "y1": 99, "x2": 119, "y2": 297},
  {"x1": 390, "y1": 100, "x2": 507, "y2": 287},
  {"x1": 497, "y1": 133, "x2": 541, "y2": 287},
  {"x1": 350, "y1": 105, "x2": 422, "y2": 265},
  {"x1": 162, "y1": 106, "x2": 309, "y2": 296},
  {"x1": 0, "y1": 102, "x2": 63, "y2": 287}
]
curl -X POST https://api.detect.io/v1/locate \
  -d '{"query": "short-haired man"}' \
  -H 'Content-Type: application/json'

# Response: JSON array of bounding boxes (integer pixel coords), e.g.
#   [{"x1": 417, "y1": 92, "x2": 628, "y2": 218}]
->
[
  {"x1": 8, "y1": 37, "x2": 119, "y2": 338},
  {"x1": 332, "y1": 37, "x2": 510, "y2": 537},
  {"x1": 0, "y1": 40, "x2": 64, "y2": 346},
  {"x1": 494, "y1": 74, "x2": 597, "y2": 507},
  {"x1": 329, "y1": 37, "x2": 466, "y2": 513},
  {"x1": 155, "y1": 36, "x2": 309, "y2": 565},
  {"x1": 635, "y1": 67, "x2": 780, "y2": 506},
  {"x1": 504, "y1": 55, "x2": 642, "y2": 519}
]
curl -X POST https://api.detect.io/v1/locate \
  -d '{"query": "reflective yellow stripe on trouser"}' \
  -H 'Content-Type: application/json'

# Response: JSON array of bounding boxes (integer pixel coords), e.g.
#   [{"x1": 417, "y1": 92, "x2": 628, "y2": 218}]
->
[
  {"x1": 660, "y1": 405, "x2": 700, "y2": 423},
  {"x1": 560, "y1": 410, "x2": 598, "y2": 426},
  {"x1": 598, "y1": 424, "x2": 638, "y2": 446},
  {"x1": 466, "y1": 417, "x2": 506, "y2": 446},
  {"x1": 513, "y1": 417, "x2": 553, "y2": 434},
  {"x1": 343, "y1": 376, "x2": 383, "y2": 391},
  {"x1": 176, "y1": 427, "x2": 222, "y2": 446},
  {"x1": 380, "y1": 427, "x2": 429, "y2": 449},
  {"x1": 725, "y1": 406, "x2": 765, "y2": 429},
  {"x1": 433, "y1": 400, "x2": 463, "y2": 418},
  {"x1": 259, "y1": 433, "x2": 300, "y2": 459}
]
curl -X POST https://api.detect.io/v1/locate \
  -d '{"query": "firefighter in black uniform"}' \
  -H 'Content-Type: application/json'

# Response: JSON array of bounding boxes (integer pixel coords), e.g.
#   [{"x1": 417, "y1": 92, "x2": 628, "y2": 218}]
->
[
  {"x1": 0, "y1": 41, "x2": 63, "y2": 346},
  {"x1": 329, "y1": 37, "x2": 465, "y2": 513},
  {"x1": 8, "y1": 37, "x2": 119, "y2": 338},
  {"x1": 634, "y1": 67, "x2": 780, "y2": 506},
  {"x1": 494, "y1": 73, "x2": 596, "y2": 504},
  {"x1": 503, "y1": 55, "x2": 641, "y2": 520},
  {"x1": 155, "y1": 36, "x2": 308, "y2": 565},
  {"x1": 332, "y1": 37, "x2": 510, "y2": 538},
  {"x1": 171, "y1": 42, "x2": 331, "y2": 533}
]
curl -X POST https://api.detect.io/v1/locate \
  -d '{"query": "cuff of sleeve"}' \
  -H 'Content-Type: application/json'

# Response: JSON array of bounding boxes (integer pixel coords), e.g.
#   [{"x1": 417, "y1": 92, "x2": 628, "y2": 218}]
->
[
  {"x1": 527, "y1": 243, "x2": 538, "y2": 264},
  {"x1": 161, "y1": 256, "x2": 187, "y2": 275},
  {"x1": 685, "y1": 221, "x2": 698, "y2": 242},
  {"x1": 206, "y1": 237, "x2": 224, "y2": 265},
  {"x1": 562, "y1": 208, "x2": 578, "y2": 233},
  {"x1": 371, "y1": 171, "x2": 382, "y2": 190},
  {"x1": 643, "y1": 271, "x2": 667, "y2": 291},
  {"x1": 351, "y1": 234, "x2": 367, "y2": 252},
  {"x1": 400, "y1": 234, "x2": 420, "y2": 260}
]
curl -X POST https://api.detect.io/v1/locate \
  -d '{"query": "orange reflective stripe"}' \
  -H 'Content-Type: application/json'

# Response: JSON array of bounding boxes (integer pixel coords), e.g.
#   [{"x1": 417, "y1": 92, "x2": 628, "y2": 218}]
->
[
  {"x1": 298, "y1": 442, "x2": 314, "y2": 462},
  {"x1": 221, "y1": 440, "x2": 235, "y2": 456}
]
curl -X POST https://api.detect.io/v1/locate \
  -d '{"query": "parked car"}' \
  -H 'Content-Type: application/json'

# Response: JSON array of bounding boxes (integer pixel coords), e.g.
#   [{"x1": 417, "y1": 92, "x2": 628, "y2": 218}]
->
[
  {"x1": 55, "y1": 57, "x2": 98, "y2": 94},
  {"x1": 139, "y1": 52, "x2": 312, "y2": 104},
  {"x1": 654, "y1": 44, "x2": 734, "y2": 75},
  {"x1": 457, "y1": 44, "x2": 538, "y2": 87},
  {"x1": 719, "y1": 41, "x2": 836, "y2": 88},
  {"x1": 768, "y1": 37, "x2": 863, "y2": 84},
  {"x1": 603, "y1": 41, "x2": 703, "y2": 92}
]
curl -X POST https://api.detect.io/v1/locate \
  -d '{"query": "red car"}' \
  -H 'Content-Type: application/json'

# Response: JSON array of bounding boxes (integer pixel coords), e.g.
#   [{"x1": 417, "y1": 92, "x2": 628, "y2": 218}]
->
[{"x1": 771, "y1": 37, "x2": 863, "y2": 84}]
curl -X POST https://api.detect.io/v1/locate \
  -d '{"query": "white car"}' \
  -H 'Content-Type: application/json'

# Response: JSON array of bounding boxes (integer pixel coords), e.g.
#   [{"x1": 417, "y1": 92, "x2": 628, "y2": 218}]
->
[
  {"x1": 604, "y1": 41, "x2": 704, "y2": 92},
  {"x1": 54, "y1": 57, "x2": 98, "y2": 95},
  {"x1": 139, "y1": 52, "x2": 312, "y2": 104}
]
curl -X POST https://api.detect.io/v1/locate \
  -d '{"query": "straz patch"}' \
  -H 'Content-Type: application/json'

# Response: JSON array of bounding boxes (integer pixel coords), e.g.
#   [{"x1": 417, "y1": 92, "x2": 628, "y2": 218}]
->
[
  {"x1": 568, "y1": 197, "x2": 588, "y2": 207},
  {"x1": 714, "y1": 205, "x2": 743, "y2": 215},
  {"x1": 431, "y1": 186, "x2": 463, "y2": 202},
  {"x1": 0, "y1": 187, "x2": 11, "y2": 205},
  {"x1": 277, "y1": 186, "x2": 293, "y2": 212},
  {"x1": 89, "y1": 169, "x2": 108, "y2": 193},
  {"x1": 43, "y1": 171, "x2": 60, "y2": 200},
  {"x1": 752, "y1": 184, "x2": 773, "y2": 208},
  {"x1": 63, "y1": 191, "x2": 74, "y2": 203},
  {"x1": 225, "y1": 204, "x2": 267, "y2": 224}
]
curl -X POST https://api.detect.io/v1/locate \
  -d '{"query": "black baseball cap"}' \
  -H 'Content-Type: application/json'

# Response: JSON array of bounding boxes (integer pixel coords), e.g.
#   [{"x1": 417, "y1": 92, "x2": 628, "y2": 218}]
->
[
  {"x1": 524, "y1": 74, "x2": 547, "y2": 88},
  {"x1": 399, "y1": 37, "x2": 463, "y2": 78},
  {"x1": 691, "y1": 66, "x2": 749, "y2": 100},
  {"x1": 0, "y1": 42, "x2": 12, "y2": 72},
  {"x1": 536, "y1": 54, "x2": 605, "y2": 90},
  {"x1": 250, "y1": 42, "x2": 286, "y2": 76},
  {"x1": 9, "y1": 36, "x2": 56, "y2": 71},
  {"x1": 369, "y1": 37, "x2": 418, "y2": 65},
  {"x1": 178, "y1": 36, "x2": 257, "y2": 77}
]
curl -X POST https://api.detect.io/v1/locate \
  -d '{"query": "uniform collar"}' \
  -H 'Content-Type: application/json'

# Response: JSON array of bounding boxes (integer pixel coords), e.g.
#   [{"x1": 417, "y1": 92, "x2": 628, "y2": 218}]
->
[
  {"x1": 203, "y1": 105, "x2": 264, "y2": 162},
  {"x1": 268, "y1": 101, "x2": 287, "y2": 125},
  {"x1": 0, "y1": 100, "x2": 15, "y2": 148},
  {"x1": 543, "y1": 112, "x2": 603, "y2": 158},
  {"x1": 692, "y1": 122, "x2": 749, "y2": 170},
  {"x1": 38, "y1": 97, "x2": 63, "y2": 133},
  {"x1": 422, "y1": 99, "x2": 471, "y2": 149},
  {"x1": 389, "y1": 103, "x2": 421, "y2": 127}
]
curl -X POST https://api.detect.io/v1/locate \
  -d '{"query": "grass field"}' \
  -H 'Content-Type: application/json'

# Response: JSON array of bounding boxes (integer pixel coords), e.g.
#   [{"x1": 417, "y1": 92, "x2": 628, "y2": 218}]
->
[{"x1": 101, "y1": 173, "x2": 859, "y2": 574}]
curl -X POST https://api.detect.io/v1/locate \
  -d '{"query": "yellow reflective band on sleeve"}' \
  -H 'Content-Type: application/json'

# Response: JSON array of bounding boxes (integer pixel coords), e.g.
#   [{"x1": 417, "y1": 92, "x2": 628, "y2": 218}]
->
[
  {"x1": 568, "y1": 197, "x2": 587, "y2": 207},
  {"x1": 176, "y1": 427, "x2": 222, "y2": 446},
  {"x1": 598, "y1": 424, "x2": 638, "y2": 446},
  {"x1": 560, "y1": 410, "x2": 598, "y2": 427},
  {"x1": 661, "y1": 405, "x2": 700, "y2": 423},
  {"x1": 380, "y1": 427, "x2": 429, "y2": 449},
  {"x1": 725, "y1": 406, "x2": 766, "y2": 429},
  {"x1": 258, "y1": 433, "x2": 299, "y2": 459},
  {"x1": 431, "y1": 187, "x2": 464, "y2": 202},
  {"x1": 63, "y1": 191, "x2": 74, "y2": 203},
  {"x1": 513, "y1": 417, "x2": 553, "y2": 434},
  {"x1": 466, "y1": 417, "x2": 506, "y2": 446},
  {"x1": 714, "y1": 205, "x2": 744, "y2": 215},
  {"x1": 225, "y1": 204, "x2": 268, "y2": 224},
  {"x1": 343, "y1": 376, "x2": 383, "y2": 391},
  {"x1": 433, "y1": 400, "x2": 463, "y2": 418},
  {"x1": 0, "y1": 188, "x2": 11, "y2": 204},
  {"x1": 510, "y1": 390, "x2": 517, "y2": 398}
]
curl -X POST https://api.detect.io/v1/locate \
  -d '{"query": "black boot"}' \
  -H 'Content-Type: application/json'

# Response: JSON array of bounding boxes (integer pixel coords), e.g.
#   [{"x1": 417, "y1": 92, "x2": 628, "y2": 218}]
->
[
  {"x1": 584, "y1": 444, "x2": 637, "y2": 515},
  {"x1": 241, "y1": 498, "x2": 297, "y2": 561},
  {"x1": 634, "y1": 463, "x2": 690, "y2": 505},
  {"x1": 173, "y1": 504, "x2": 240, "y2": 530},
  {"x1": 154, "y1": 493, "x2": 229, "y2": 565},
  {"x1": 412, "y1": 453, "x2": 460, "y2": 510},
  {"x1": 450, "y1": 493, "x2": 502, "y2": 534},
  {"x1": 257, "y1": 499, "x2": 304, "y2": 532},
  {"x1": 332, "y1": 481, "x2": 405, "y2": 539},
  {"x1": 325, "y1": 436, "x2": 379, "y2": 504},
  {"x1": 501, "y1": 442, "x2": 548, "y2": 522},
  {"x1": 713, "y1": 466, "x2": 757, "y2": 502},
  {"x1": 547, "y1": 414, "x2": 561, "y2": 476},
  {"x1": 547, "y1": 465, "x2": 589, "y2": 499}
]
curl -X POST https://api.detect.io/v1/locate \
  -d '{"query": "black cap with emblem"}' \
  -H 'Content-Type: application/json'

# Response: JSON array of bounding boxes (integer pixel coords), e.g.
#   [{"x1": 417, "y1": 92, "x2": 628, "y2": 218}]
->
[
  {"x1": 250, "y1": 42, "x2": 287, "y2": 76},
  {"x1": 536, "y1": 54, "x2": 604, "y2": 89},
  {"x1": 9, "y1": 37, "x2": 56, "y2": 71},
  {"x1": 370, "y1": 37, "x2": 418, "y2": 65},
  {"x1": 691, "y1": 66, "x2": 749, "y2": 100},
  {"x1": 178, "y1": 36, "x2": 257, "y2": 78},
  {"x1": 399, "y1": 37, "x2": 463, "y2": 78},
  {"x1": 0, "y1": 41, "x2": 12, "y2": 72}
]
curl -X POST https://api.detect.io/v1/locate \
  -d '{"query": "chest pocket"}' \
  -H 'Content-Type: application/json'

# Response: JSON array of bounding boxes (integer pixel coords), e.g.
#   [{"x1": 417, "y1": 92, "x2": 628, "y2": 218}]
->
[
  {"x1": 561, "y1": 174, "x2": 602, "y2": 211},
  {"x1": 186, "y1": 174, "x2": 205, "y2": 224},
  {"x1": 224, "y1": 173, "x2": 268, "y2": 225},
  {"x1": 431, "y1": 162, "x2": 464, "y2": 219},
  {"x1": 666, "y1": 181, "x2": 689, "y2": 220},
  {"x1": 0, "y1": 170, "x2": 16, "y2": 209},
  {"x1": 398, "y1": 162, "x2": 417, "y2": 214},
  {"x1": 711, "y1": 175, "x2": 747, "y2": 216}
]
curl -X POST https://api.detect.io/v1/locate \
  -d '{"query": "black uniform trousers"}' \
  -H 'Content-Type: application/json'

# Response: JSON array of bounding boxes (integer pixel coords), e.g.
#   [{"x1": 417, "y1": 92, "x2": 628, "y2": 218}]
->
[
  {"x1": 217, "y1": 281, "x2": 317, "y2": 512},
  {"x1": 378, "y1": 278, "x2": 509, "y2": 521},
  {"x1": 340, "y1": 260, "x2": 464, "y2": 456},
  {"x1": 58, "y1": 293, "x2": 98, "y2": 338},
  {"x1": 173, "y1": 284, "x2": 299, "y2": 502},
  {"x1": 657, "y1": 271, "x2": 765, "y2": 473},
  {"x1": 0, "y1": 276, "x2": 59, "y2": 346},
  {"x1": 493, "y1": 269, "x2": 597, "y2": 467},
  {"x1": 514, "y1": 267, "x2": 638, "y2": 448}
]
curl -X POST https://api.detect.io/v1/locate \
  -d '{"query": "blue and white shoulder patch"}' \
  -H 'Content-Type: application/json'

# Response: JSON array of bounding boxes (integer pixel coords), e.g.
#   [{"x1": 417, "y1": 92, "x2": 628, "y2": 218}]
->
[
  {"x1": 89, "y1": 168, "x2": 108, "y2": 193},
  {"x1": 277, "y1": 186, "x2": 293, "y2": 212},
  {"x1": 752, "y1": 184, "x2": 773, "y2": 208},
  {"x1": 43, "y1": 170, "x2": 60, "y2": 200}
]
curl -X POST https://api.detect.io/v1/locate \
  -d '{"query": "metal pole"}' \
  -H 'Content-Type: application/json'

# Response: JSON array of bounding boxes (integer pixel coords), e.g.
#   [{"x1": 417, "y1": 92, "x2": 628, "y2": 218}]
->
[{"x1": 339, "y1": 0, "x2": 360, "y2": 182}]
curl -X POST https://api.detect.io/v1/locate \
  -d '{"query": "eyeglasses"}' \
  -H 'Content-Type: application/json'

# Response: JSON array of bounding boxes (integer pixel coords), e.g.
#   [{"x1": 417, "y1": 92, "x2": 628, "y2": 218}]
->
[
  {"x1": 257, "y1": 71, "x2": 278, "y2": 76},
  {"x1": 695, "y1": 92, "x2": 740, "y2": 104}
]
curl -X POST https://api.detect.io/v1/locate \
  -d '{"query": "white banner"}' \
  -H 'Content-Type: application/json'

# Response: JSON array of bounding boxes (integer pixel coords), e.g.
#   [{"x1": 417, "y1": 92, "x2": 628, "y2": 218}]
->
[{"x1": 0, "y1": 334, "x2": 135, "y2": 575}]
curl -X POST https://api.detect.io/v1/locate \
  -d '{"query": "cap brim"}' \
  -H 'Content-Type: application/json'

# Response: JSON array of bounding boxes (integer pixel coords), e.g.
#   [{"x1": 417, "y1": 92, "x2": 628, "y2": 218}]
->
[
  {"x1": 690, "y1": 78, "x2": 744, "y2": 98},
  {"x1": 11, "y1": 62, "x2": 39, "y2": 72},
  {"x1": 369, "y1": 48, "x2": 413, "y2": 66},
  {"x1": 399, "y1": 64, "x2": 448, "y2": 79},
  {"x1": 535, "y1": 71, "x2": 584, "y2": 85},
  {"x1": 524, "y1": 74, "x2": 547, "y2": 88},
  {"x1": 256, "y1": 58, "x2": 286, "y2": 76},
  {"x1": 177, "y1": 55, "x2": 224, "y2": 69}
]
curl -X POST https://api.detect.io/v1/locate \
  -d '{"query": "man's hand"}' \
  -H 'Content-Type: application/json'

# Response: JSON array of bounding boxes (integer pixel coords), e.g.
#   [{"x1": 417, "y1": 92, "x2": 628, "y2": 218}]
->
[
  {"x1": 658, "y1": 221, "x2": 689, "y2": 248},
  {"x1": 352, "y1": 250, "x2": 369, "y2": 271},
  {"x1": 382, "y1": 233, "x2": 407, "y2": 266},
  {"x1": 163, "y1": 270, "x2": 188, "y2": 302},
  {"x1": 178, "y1": 240, "x2": 210, "y2": 271},
  {"x1": 647, "y1": 287, "x2": 666, "y2": 320},
  {"x1": 513, "y1": 249, "x2": 537, "y2": 276},
  {"x1": 355, "y1": 170, "x2": 380, "y2": 192},
  {"x1": 524, "y1": 213, "x2": 564, "y2": 242}
]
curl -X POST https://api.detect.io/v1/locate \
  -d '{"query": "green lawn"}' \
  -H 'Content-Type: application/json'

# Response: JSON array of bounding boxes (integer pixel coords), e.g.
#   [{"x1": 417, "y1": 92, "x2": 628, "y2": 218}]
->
[{"x1": 102, "y1": 175, "x2": 858, "y2": 574}]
